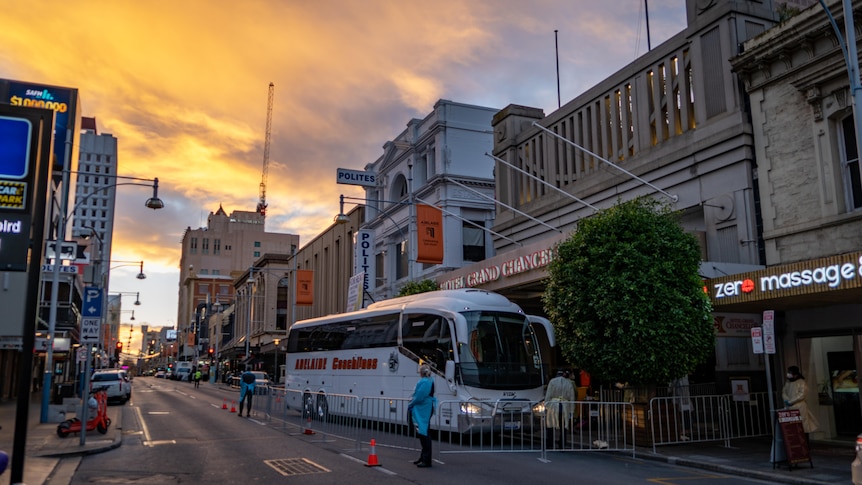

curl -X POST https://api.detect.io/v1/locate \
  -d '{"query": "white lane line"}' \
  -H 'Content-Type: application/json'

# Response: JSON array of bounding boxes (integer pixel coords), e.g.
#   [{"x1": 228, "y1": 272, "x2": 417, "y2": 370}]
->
[{"x1": 339, "y1": 454, "x2": 397, "y2": 475}]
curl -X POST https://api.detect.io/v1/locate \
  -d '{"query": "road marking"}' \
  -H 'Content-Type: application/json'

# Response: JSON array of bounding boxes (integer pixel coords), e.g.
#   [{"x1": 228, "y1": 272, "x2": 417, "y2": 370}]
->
[
  {"x1": 339, "y1": 453, "x2": 398, "y2": 475},
  {"x1": 144, "y1": 440, "x2": 177, "y2": 447},
  {"x1": 147, "y1": 411, "x2": 170, "y2": 415},
  {"x1": 648, "y1": 474, "x2": 726, "y2": 484}
]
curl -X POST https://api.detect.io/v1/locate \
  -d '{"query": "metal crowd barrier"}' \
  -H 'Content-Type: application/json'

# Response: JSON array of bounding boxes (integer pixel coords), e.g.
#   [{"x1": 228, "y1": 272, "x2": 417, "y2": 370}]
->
[
  {"x1": 648, "y1": 392, "x2": 775, "y2": 452},
  {"x1": 260, "y1": 390, "x2": 635, "y2": 460}
]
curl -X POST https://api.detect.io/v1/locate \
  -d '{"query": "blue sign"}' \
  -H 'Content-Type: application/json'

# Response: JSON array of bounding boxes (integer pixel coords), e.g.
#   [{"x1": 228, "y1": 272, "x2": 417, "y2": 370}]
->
[
  {"x1": 0, "y1": 116, "x2": 31, "y2": 179},
  {"x1": 83, "y1": 287, "x2": 103, "y2": 318}
]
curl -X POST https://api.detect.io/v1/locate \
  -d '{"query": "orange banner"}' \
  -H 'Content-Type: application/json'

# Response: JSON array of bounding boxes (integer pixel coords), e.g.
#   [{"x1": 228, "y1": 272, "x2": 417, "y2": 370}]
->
[
  {"x1": 296, "y1": 269, "x2": 314, "y2": 305},
  {"x1": 416, "y1": 204, "x2": 443, "y2": 264}
]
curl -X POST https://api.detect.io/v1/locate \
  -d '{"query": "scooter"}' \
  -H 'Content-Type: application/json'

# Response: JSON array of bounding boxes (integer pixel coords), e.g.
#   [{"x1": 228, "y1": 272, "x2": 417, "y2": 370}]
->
[{"x1": 56, "y1": 386, "x2": 111, "y2": 438}]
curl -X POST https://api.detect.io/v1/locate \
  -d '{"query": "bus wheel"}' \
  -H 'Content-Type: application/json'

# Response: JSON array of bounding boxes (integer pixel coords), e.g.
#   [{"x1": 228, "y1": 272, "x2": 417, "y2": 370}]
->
[{"x1": 315, "y1": 395, "x2": 329, "y2": 422}]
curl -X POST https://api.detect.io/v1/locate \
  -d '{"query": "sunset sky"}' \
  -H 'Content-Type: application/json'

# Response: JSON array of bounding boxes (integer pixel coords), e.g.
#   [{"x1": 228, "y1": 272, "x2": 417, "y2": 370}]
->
[{"x1": 1, "y1": 1, "x2": 687, "y2": 345}]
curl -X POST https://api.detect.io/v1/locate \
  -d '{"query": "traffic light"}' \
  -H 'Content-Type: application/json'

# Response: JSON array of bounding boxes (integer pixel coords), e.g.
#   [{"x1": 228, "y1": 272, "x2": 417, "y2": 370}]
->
[
  {"x1": 115, "y1": 342, "x2": 123, "y2": 360},
  {"x1": 208, "y1": 347, "x2": 214, "y2": 356}
]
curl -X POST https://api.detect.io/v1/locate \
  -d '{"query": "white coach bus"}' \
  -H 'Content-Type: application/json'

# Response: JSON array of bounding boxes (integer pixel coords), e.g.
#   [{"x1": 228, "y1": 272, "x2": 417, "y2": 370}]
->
[{"x1": 283, "y1": 288, "x2": 555, "y2": 433}]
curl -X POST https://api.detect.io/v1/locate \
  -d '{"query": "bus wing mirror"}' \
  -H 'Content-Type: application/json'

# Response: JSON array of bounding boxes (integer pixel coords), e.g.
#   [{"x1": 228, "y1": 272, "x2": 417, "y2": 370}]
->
[{"x1": 445, "y1": 360, "x2": 456, "y2": 393}]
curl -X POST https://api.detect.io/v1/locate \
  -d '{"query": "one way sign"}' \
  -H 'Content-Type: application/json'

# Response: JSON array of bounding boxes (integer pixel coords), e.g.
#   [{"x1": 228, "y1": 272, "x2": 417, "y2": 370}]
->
[{"x1": 83, "y1": 287, "x2": 103, "y2": 318}]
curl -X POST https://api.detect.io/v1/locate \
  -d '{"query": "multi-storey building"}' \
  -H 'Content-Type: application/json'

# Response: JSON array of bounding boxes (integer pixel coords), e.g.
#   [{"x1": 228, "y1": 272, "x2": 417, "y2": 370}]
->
[
  {"x1": 177, "y1": 205, "x2": 298, "y2": 360},
  {"x1": 722, "y1": 0, "x2": 862, "y2": 439},
  {"x1": 437, "y1": 0, "x2": 775, "y2": 388},
  {"x1": 71, "y1": 117, "x2": 117, "y2": 260},
  {"x1": 358, "y1": 99, "x2": 499, "y2": 302}
]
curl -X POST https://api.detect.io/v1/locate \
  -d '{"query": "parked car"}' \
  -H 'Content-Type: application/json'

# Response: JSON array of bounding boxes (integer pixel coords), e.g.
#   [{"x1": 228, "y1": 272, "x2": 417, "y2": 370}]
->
[
  {"x1": 91, "y1": 370, "x2": 132, "y2": 404},
  {"x1": 154, "y1": 370, "x2": 166, "y2": 379}
]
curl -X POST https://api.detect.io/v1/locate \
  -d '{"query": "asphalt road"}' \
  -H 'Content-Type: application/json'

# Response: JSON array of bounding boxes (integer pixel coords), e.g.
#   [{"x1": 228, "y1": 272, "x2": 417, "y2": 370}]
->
[{"x1": 66, "y1": 378, "x2": 778, "y2": 484}]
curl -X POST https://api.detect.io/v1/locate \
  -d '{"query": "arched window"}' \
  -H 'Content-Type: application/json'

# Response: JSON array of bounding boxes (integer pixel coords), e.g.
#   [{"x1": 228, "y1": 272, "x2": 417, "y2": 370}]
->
[{"x1": 389, "y1": 174, "x2": 408, "y2": 204}]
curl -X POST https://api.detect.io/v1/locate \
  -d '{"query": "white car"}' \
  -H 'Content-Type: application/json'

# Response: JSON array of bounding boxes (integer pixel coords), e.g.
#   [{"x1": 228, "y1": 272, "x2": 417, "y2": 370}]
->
[{"x1": 91, "y1": 370, "x2": 132, "y2": 404}]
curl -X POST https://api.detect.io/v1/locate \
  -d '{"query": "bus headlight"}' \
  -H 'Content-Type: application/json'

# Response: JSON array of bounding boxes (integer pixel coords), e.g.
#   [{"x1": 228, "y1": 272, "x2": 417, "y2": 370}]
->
[{"x1": 460, "y1": 402, "x2": 483, "y2": 415}]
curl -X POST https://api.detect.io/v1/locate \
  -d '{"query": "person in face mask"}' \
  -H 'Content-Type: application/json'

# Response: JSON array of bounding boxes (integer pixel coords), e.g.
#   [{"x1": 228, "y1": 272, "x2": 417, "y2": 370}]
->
[{"x1": 782, "y1": 365, "x2": 820, "y2": 441}]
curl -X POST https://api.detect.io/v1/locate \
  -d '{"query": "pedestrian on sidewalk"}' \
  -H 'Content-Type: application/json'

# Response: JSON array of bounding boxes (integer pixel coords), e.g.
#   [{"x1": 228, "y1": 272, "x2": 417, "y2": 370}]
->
[
  {"x1": 238, "y1": 366, "x2": 256, "y2": 417},
  {"x1": 408, "y1": 364, "x2": 437, "y2": 468},
  {"x1": 782, "y1": 365, "x2": 819, "y2": 440}
]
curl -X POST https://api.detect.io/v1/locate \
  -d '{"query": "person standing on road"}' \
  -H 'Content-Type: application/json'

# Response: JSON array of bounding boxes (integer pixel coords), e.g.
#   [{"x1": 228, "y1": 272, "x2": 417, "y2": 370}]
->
[
  {"x1": 408, "y1": 364, "x2": 437, "y2": 468},
  {"x1": 193, "y1": 367, "x2": 202, "y2": 388},
  {"x1": 238, "y1": 366, "x2": 256, "y2": 417},
  {"x1": 782, "y1": 365, "x2": 819, "y2": 440},
  {"x1": 545, "y1": 369, "x2": 575, "y2": 448}
]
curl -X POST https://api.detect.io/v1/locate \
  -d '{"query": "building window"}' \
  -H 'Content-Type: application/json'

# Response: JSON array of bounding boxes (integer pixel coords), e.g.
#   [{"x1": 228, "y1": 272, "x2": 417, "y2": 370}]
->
[
  {"x1": 463, "y1": 220, "x2": 486, "y2": 262},
  {"x1": 254, "y1": 251, "x2": 260, "y2": 257},
  {"x1": 213, "y1": 239, "x2": 221, "y2": 255},
  {"x1": 254, "y1": 241, "x2": 261, "y2": 248},
  {"x1": 395, "y1": 240, "x2": 408, "y2": 280},
  {"x1": 212, "y1": 269, "x2": 220, "y2": 275},
  {"x1": 375, "y1": 251, "x2": 385, "y2": 288},
  {"x1": 190, "y1": 237, "x2": 198, "y2": 254},
  {"x1": 840, "y1": 116, "x2": 862, "y2": 210},
  {"x1": 202, "y1": 238, "x2": 209, "y2": 255},
  {"x1": 199, "y1": 283, "x2": 209, "y2": 293}
]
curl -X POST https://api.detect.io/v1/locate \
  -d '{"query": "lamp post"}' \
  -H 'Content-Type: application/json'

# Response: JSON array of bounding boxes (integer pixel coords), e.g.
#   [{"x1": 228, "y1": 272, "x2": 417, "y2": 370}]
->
[
  {"x1": 41, "y1": 174, "x2": 163, "y2": 423},
  {"x1": 273, "y1": 338, "x2": 280, "y2": 384}
]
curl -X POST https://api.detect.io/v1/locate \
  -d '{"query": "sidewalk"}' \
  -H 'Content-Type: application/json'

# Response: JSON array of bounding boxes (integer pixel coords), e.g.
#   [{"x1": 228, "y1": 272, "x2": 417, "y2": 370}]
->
[
  {"x1": 641, "y1": 436, "x2": 854, "y2": 485},
  {"x1": 0, "y1": 391, "x2": 123, "y2": 485}
]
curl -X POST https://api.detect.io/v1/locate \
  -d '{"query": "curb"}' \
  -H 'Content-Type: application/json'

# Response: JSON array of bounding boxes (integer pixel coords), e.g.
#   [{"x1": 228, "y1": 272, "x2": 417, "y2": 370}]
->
[
  {"x1": 34, "y1": 404, "x2": 124, "y2": 458},
  {"x1": 638, "y1": 450, "x2": 836, "y2": 485}
]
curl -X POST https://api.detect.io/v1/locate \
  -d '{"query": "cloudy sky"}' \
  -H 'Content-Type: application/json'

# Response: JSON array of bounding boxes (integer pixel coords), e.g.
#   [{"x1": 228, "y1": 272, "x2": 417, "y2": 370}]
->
[{"x1": 1, "y1": 0, "x2": 688, "y2": 341}]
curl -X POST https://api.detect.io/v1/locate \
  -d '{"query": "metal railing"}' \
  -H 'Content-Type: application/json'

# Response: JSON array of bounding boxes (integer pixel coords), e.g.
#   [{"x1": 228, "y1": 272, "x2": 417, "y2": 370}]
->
[
  {"x1": 258, "y1": 386, "x2": 773, "y2": 459},
  {"x1": 649, "y1": 391, "x2": 775, "y2": 452}
]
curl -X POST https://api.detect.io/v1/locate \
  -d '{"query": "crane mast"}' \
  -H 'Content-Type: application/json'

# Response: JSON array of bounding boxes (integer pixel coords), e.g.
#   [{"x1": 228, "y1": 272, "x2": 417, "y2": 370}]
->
[{"x1": 257, "y1": 82, "x2": 274, "y2": 217}]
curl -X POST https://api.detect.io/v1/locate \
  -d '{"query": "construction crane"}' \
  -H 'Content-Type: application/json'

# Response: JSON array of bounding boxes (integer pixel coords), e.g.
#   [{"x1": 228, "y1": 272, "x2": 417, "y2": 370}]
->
[{"x1": 257, "y1": 82, "x2": 274, "y2": 217}]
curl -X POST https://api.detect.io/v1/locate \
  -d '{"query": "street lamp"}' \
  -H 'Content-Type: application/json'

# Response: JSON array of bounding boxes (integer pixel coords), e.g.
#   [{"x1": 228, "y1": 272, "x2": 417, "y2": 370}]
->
[
  {"x1": 41, "y1": 173, "x2": 163, "y2": 423},
  {"x1": 273, "y1": 338, "x2": 280, "y2": 384}
]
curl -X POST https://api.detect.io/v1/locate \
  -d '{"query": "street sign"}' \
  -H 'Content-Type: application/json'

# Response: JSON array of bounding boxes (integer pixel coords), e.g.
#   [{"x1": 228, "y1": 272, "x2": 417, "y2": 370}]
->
[
  {"x1": 77, "y1": 346, "x2": 87, "y2": 363},
  {"x1": 336, "y1": 168, "x2": 377, "y2": 187},
  {"x1": 751, "y1": 327, "x2": 764, "y2": 354},
  {"x1": 83, "y1": 287, "x2": 103, "y2": 318},
  {"x1": 762, "y1": 310, "x2": 775, "y2": 354},
  {"x1": 81, "y1": 317, "x2": 101, "y2": 343}
]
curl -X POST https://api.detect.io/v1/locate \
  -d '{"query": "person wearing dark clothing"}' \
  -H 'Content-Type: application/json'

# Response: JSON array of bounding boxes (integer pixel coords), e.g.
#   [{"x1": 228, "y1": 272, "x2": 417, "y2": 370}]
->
[{"x1": 238, "y1": 367, "x2": 256, "y2": 417}]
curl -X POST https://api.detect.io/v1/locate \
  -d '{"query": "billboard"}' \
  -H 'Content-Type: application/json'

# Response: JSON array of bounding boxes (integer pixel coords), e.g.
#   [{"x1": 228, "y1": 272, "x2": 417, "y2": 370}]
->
[{"x1": 0, "y1": 79, "x2": 80, "y2": 173}]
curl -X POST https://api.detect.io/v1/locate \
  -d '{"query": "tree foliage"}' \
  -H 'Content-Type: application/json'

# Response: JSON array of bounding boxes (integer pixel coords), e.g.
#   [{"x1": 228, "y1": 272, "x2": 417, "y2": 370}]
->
[
  {"x1": 542, "y1": 197, "x2": 714, "y2": 386},
  {"x1": 398, "y1": 279, "x2": 439, "y2": 296}
]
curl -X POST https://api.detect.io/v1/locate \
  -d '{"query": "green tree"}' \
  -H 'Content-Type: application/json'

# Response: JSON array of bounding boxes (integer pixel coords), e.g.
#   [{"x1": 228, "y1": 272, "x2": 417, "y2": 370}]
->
[
  {"x1": 397, "y1": 279, "x2": 439, "y2": 296},
  {"x1": 543, "y1": 197, "x2": 713, "y2": 386}
]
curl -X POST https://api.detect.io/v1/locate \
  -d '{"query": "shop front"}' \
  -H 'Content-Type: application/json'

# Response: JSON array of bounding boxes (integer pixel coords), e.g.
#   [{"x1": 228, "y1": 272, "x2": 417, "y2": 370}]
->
[{"x1": 707, "y1": 251, "x2": 862, "y2": 440}]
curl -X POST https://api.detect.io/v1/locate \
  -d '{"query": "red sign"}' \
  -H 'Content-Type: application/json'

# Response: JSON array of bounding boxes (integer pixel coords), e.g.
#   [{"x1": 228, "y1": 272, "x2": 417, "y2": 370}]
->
[{"x1": 777, "y1": 409, "x2": 812, "y2": 467}]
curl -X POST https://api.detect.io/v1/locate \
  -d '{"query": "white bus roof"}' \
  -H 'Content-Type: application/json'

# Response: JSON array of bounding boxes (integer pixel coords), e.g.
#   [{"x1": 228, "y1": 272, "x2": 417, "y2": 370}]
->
[{"x1": 291, "y1": 289, "x2": 526, "y2": 329}]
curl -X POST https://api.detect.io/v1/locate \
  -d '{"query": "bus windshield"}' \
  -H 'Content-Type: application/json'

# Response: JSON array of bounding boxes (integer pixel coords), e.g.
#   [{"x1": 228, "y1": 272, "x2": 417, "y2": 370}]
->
[{"x1": 459, "y1": 311, "x2": 543, "y2": 390}]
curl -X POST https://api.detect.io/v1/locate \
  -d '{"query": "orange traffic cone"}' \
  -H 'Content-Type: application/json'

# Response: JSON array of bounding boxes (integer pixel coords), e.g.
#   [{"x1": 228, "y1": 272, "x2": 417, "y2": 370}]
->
[
  {"x1": 222, "y1": 398, "x2": 228, "y2": 410},
  {"x1": 303, "y1": 415, "x2": 315, "y2": 435},
  {"x1": 230, "y1": 401, "x2": 237, "y2": 413},
  {"x1": 365, "y1": 439, "x2": 381, "y2": 467}
]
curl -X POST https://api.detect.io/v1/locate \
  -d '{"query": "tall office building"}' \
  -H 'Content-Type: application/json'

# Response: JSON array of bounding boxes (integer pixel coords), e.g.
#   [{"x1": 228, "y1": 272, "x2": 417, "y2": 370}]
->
[{"x1": 72, "y1": 116, "x2": 117, "y2": 265}]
